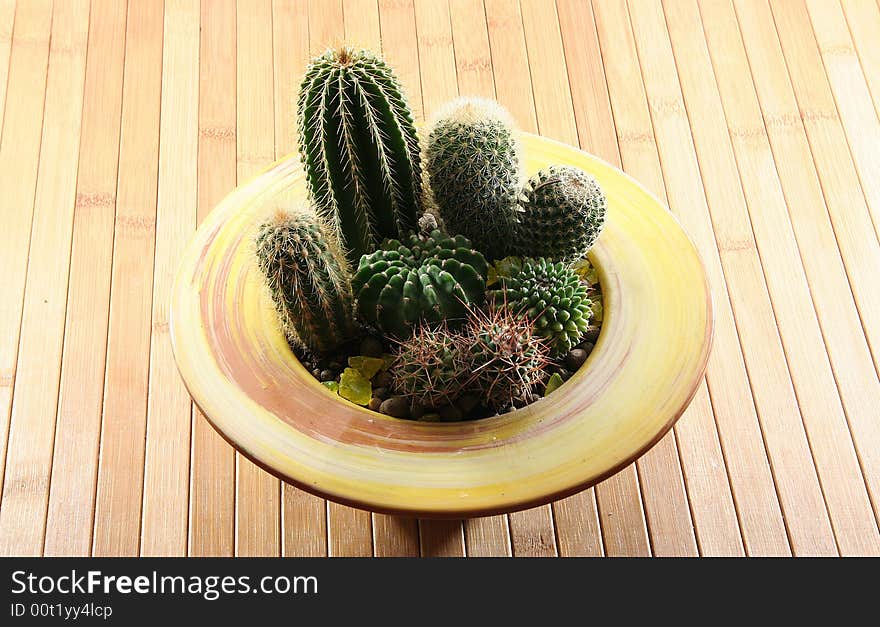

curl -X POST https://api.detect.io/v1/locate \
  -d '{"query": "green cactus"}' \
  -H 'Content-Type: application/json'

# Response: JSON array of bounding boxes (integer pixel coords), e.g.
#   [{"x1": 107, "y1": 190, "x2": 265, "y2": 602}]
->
[
  {"x1": 424, "y1": 97, "x2": 521, "y2": 261},
  {"x1": 491, "y1": 257, "x2": 592, "y2": 356},
  {"x1": 255, "y1": 207, "x2": 357, "y2": 354},
  {"x1": 352, "y1": 230, "x2": 489, "y2": 337},
  {"x1": 515, "y1": 165, "x2": 607, "y2": 261},
  {"x1": 466, "y1": 304, "x2": 551, "y2": 410},
  {"x1": 297, "y1": 47, "x2": 422, "y2": 265},
  {"x1": 390, "y1": 321, "x2": 472, "y2": 409}
]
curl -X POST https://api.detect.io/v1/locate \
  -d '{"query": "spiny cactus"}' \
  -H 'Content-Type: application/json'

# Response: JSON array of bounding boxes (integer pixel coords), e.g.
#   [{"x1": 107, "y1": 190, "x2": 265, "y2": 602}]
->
[
  {"x1": 255, "y1": 207, "x2": 357, "y2": 354},
  {"x1": 514, "y1": 165, "x2": 607, "y2": 261},
  {"x1": 390, "y1": 321, "x2": 472, "y2": 409},
  {"x1": 297, "y1": 47, "x2": 422, "y2": 265},
  {"x1": 466, "y1": 304, "x2": 551, "y2": 410},
  {"x1": 352, "y1": 229, "x2": 489, "y2": 337},
  {"x1": 491, "y1": 257, "x2": 592, "y2": 356},
  {"x1": 425, "y1": 97, "x2": 521, "y2": 261}
]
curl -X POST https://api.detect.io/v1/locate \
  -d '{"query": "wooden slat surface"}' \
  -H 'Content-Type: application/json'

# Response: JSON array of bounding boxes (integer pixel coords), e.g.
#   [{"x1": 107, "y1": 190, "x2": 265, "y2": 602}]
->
[
  {"x1": 190, "y1": 0, "x2": 236, "y2": 558},
  {"x1": 1, "y1": 0, "x2": 878, "y2": 557}
]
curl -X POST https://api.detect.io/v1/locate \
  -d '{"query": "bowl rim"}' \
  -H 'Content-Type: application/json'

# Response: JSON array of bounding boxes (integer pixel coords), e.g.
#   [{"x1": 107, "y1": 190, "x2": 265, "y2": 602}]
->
[{"x1": 171, "y1": 133, "x2": 714, "y2": 518}]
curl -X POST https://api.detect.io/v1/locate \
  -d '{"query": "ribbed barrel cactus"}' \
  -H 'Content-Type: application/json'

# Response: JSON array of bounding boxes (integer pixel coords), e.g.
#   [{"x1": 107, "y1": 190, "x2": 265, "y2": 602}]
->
[
  {"x1": 515, "y1": 165, "x2": 607, "y2": 261},
  {"x1": 424, "y1": 97, "x2": 521, "y2": 261},
  {"x1": 255, "y1": 208, "x2": 357, "y2": 354},
  {"x1": 491, "y1": 257, "x2": 592, "y2": 356},
  {"x1": 297, "y1": 47, "x2": 422, "y2": 264},
  {"x1": 352, "y1": 230, "x2": 489, "y2": 337}
]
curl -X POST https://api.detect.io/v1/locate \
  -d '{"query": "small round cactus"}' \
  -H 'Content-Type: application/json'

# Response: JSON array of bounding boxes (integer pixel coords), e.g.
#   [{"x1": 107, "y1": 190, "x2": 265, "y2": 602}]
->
[
  {"x1": 352, "y1": 230, "x2": 489, "y2": 337},
  {"x1": 424, "y1": 97, "x2": 522, "y2": 261},
  {"x1": 514, "y1": 165, "x2": 607, "y2": 261},
  {"x1": 390, "y1": 322, "x2": 472, "y2": 409},
  {"x1": 491, "y1": 257, "x2": 592, "y2": 356},
  {"x1": 466, "y1": 304, "x2": 551, "y2": 410},
  {"x1": 255, "y1": 207, "x2": 357, "y2": 354}
]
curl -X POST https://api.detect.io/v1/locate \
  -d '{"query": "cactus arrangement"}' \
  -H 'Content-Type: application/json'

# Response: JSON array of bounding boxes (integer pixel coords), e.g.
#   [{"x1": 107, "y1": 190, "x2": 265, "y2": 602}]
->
[
  {"x1": 514, "y1": 166, "x2": 607, "y2": 261},
  {"x1": 425, "y1": 97, "x2": 522, "y2": 261},
  {"x1": 255, "y1": 207, "x2": 357, "y2": 354},
  {"x1": 253, "y1": 47, "x2": 607, "y2": 421},
  {"x1": 352, "y1": 229, "x2": 488, "y2": 337},
  {"x1": 297, "y1": 47, "x2": 422, "y2": 264}
]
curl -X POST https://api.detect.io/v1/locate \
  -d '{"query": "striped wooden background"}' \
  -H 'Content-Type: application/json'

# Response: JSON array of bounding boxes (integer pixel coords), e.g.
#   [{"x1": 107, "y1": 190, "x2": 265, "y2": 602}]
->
[{"x1": 0, "y1": 0, "x2": 878, "y2": 557}]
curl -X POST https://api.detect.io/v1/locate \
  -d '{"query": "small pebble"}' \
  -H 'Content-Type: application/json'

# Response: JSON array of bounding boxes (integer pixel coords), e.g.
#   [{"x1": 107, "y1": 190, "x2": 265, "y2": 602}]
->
[
  {"x1": 368, "y1": 397, "x2": 383, "y2": 412},
  {"x1": 360, "y1": 336, "x2": 384, "y2": 358},
  {"x1": 439, "y1": 405, "x2": 463, "y2": 421},
  {"x1": 328, "y1": 361, "x2": 342, "y2": 371},
  {"x1": 410, "y1": 402, "x2": 425, "y2": 419},
  {"x1": 373, "y1": 371, "x2": 392, "y2": 388},
  {"x1": 319, "y1": 369, "x2": 335, "y2": 382},
  {"x1": 583, "y1": 327, "x2": 601, "y2": 344},
  {"x1": 380, "y1": 396, "x2": 410, "y2": 418},
  {"x1": 455, "y1": 393, "x2": 480, "y2": 415},
  {"x1": 419, "y1": 413, "x2": 442, "y2": 422},
  {"x1": 578, "y1": 341, "x2": 595, "y2": 354},
  {"x1": 372, "y1": 387, "x2": 388, "y2": 399},
  {"x1": 565, "y1": 348, "x2": 588, "y2": 371},
  {"x1": 557, "y1": 368, "x2": 572, "y2": 381},
  {"x1": 311, "y1": 368, "x2": 322, "y2": 379}
]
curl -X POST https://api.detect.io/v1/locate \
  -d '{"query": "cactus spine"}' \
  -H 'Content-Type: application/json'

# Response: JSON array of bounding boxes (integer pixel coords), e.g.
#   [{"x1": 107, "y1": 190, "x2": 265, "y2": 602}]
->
[
  {"x1": 515, "y1": 165, "x2": 607, "y2": 261},
  {"x1": 255, "y1": 207, "x2": 357, "y2": 354},
  {"x1": 425, "y1": 97, "x2": 521, "y2": 261},
  {"x1": 297, "y1": 47, "x2": 422, "y2": 265}
]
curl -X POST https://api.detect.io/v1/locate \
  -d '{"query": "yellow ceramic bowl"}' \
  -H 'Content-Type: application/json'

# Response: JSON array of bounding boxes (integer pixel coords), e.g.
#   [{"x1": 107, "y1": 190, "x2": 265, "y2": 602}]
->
[{"x1": 170, "y1": 134, "x2": 713, "y2": 518}]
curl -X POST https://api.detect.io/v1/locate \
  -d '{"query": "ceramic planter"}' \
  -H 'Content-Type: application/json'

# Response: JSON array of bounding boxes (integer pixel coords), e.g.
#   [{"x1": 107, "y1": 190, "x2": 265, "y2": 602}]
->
[{"x1": 170, "y1": 134, "x2": 713, "y2": 518}]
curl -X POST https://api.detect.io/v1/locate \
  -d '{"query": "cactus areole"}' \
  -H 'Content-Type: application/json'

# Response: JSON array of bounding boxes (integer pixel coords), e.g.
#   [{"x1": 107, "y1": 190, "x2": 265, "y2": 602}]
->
[{"x1": 297, "y1": 48, "x2": 422, "y2": 265}]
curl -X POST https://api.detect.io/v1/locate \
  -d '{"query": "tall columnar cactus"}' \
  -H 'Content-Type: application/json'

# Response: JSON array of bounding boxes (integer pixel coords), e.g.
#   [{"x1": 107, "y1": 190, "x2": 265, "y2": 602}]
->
[
  {"x1": 425, "y1": 97, "x2": 521, "y2": 261},
  {"x1": 255, "y1": 207, "x2": 357, "y2": 354},
  {"x1": 515, "y1": 165, "x2": 607, "y2": 261},
  {"x1": 297, "y1": 47, "x2": 422, "y2": 265},
  {"x1": 491, "y1": 257, "x2": 592, "y2": 356},
  {"x1": 352, "y1": 230, "x2": 489, "y2": 337}
]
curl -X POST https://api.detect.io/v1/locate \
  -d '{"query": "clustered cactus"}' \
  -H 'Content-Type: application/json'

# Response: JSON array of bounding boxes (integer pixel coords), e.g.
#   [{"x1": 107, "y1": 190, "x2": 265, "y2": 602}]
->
[
  {"x1": 514, "y1": 166, "x2": 607, "y2": 261},
  {"x1": 352, "y1": 230, "x2": 488, "y2": 337},
  {"x1": 491, "y1": 258, "x2": 592, "y2": 356},
  {"x1": 388, "y1": 305, "x2": 551, "y2": 412},
  {"x1": 255, "y1": 207, "x2": 357, "y2": 354},
  {"x1": 425, "y1": 98, "x2": 521, "y2": 261},
  {"x1": 254, "y1": 47, "x2": 607, "y2": 421},
  {"x1": 298, "y1": 47, "x2": 422, "y2": 264}
]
